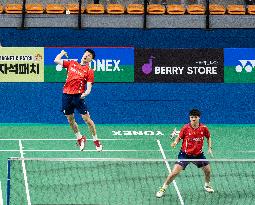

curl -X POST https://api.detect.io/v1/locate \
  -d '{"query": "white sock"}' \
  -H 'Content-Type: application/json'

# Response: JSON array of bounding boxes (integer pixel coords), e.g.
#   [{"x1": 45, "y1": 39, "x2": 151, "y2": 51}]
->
[
  {"x1": 205, "y1": 182, "x2": 210, "y2": 187},
  {"x1": 162, "y1": 184, "x2": 168, "y2": 190},
  {"x1": 92, "y1": 135, "x2": 98, "y2": 141},
  {"x1": 75, "y1": 132, "x2": 82, "y2": 139}
]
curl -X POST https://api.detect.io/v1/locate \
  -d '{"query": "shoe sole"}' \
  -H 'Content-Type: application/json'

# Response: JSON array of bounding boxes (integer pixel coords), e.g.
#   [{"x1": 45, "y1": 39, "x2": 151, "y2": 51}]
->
[
  {"x1": 156, "y1": 194, "x2": 164, "y2": 198},
  {"x1": 156, "y1": 190, "x2": 165, "y2": 198},
  {"x1": 96, "y1": 145, "x2": 103, "y2": 152},
  {"x1": 204, "y1": 188, "x2": 214, "y2": 193}
]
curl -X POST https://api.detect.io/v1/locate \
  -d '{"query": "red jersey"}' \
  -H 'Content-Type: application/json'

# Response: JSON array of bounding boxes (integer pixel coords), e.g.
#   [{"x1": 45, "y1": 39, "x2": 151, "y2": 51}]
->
[
  {"x1": 62, "y1": 60, "x2": 94, "y2": 94},
  {"x1": 178, "y1": 123, "x2": 210, "y2": 156}
]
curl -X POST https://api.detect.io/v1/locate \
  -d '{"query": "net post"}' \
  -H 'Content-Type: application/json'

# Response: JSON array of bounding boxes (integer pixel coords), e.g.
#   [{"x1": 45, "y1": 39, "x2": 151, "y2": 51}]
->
[{"x1": 6, "y1": 159, "x2": 11, "y2": 205}]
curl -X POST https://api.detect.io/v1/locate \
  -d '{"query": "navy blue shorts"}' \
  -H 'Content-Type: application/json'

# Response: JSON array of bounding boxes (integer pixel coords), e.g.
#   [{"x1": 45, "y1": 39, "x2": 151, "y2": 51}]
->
[
  {"x1": 62, "y1": 93, "x2": 88, "y2": 115},
  {"x1": 175, "y1": 150, "x2": 209, "y2": 170}
]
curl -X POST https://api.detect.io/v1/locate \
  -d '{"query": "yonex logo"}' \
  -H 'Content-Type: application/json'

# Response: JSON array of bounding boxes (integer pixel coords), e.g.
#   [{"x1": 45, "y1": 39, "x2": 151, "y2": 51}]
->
[
  {"x1": 235, "y1": 60, "x2": 255, "y2": 73},
  {"x1": 91, "y1": 59, "x2": 121, "y2": 72}
]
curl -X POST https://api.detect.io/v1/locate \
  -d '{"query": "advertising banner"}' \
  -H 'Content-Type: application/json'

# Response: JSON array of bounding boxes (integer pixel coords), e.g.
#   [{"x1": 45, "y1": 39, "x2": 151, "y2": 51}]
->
[
  {"x1": 44, "y1": 47, "x2": 134, "y2": 83},
  {"x1": 135, "y1": 49, "x2": 224, "y2": 83},
  {"x1": 224, "y1": 48, "x2": 255, "y2": 83},
  {"x1": 0, "y1": 47, "x2": 44, "y2": 82}
]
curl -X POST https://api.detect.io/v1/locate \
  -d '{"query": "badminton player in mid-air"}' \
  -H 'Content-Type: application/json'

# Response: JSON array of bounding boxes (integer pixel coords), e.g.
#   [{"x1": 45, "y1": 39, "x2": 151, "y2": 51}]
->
[
  {"x1": 156, "y1": 109, "x2": 214, "y2": 198},
  {"x1": 54, "y1": 49, "x2": 102, "y2": 152}
]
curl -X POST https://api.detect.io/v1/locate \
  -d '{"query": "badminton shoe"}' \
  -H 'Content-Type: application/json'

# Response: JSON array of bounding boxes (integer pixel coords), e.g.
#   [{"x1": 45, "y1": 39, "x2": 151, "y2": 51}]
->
[
  {"x1": 94, "y1": 140, "x2": 103, "y2": 152},
  {"x1": 204, "y1": 184, "x2": 214, "y2": 193},
  {"x1": 156, "y1": 187, "x2": 166, "y2": 198},
  {"x1": 77, "y1": 136, "x2": 86, "y2": 151}
]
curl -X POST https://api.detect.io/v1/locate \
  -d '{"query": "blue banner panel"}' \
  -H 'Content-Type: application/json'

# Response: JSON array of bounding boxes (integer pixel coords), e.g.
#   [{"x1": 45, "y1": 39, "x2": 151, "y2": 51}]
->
[
  {"x1": 44, "y1": 47, "x2": 134, "y2": 82},
  {"x1": 224, "y1": 48, "x2": 255, "y2": 83}
]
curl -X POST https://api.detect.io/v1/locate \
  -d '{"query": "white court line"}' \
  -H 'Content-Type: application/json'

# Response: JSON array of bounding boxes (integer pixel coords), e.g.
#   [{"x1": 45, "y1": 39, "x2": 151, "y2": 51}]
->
[
  {"x1": 0, "y1": 181, "x2": 3, "y2": 205},
  {"x1": 157, "y1": 139, "x2": 184, "y2": 205},
  {"x1": 0, "y1": 138, "x2": 147, "y2": 141},
  {"x1": 19, "y1": 140, "x2": 31, "y2": 205},
  {"x1": 23, "y1": 149, "x2": 158, "y2": 152},
  {"x1": 0, "y1": 149, "x2": 254, "y2": 153},
  {"x1": 0, "y1": 149, "x2": 160, "y2": 152}
]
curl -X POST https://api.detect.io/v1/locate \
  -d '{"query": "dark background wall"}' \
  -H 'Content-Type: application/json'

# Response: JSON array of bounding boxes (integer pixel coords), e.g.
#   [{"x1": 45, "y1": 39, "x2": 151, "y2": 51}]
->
[
  {"x1": 1, "y1": 28, "x2": 255, "y2": 48},
  {"x1": 0, "y1": 28, "x2": 254, "y2": 124},
  {"x1": 0, "y1": 83, "x2": 254, "y2": 124}
]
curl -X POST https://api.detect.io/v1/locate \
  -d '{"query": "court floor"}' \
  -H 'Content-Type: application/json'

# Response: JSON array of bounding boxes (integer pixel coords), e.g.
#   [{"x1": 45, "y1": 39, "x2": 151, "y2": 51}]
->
[{"x1": 0, "y1": 124, "x2": 255, "y2": 205}]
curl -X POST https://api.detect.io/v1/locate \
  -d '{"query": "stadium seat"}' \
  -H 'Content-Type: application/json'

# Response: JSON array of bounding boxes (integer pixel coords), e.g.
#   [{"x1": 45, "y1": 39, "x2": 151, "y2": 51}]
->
[
  {"x1": 0, "y1": 4, "x2": 3, "y2": 13},
  {"x1": 127, "y1": 4, "x2": 144, "y2": 14},
  {"x1": 247, "y1": 5, "x2": 255, "y2": 14},
  {"x1": 147, "y1": 4, "x2": 165, "y2": 15},
  {"x1": 227, "y1": 5, "x2": 246, "y2": 15},
  {"x1": 5, "y1": 4, "x2": 23, "y2": 14},
  {"x1": 66, "y1": 4, "x2": 85, "y2": 14},
  {"x1": 187, "y1": 4, "x2": 205, "y2": 15},
  {"x1": 26, "y1": 4, "x2": 44, "y2": 14},
  {"x1": 209, "y1": 4, "x2": 225, "y2": 15},
  {"x1": 166, "y1": 4, "x2": 185, "y2": 15},
  {"x1": 45, "y1": 4, "x2": 65, "y2": 14},
  {"x1": 106, "y1": 4, "x2": 125, "y2": 14},
  {"x1": 86, "y1": 4, "x2": 104, "y2": 14}
]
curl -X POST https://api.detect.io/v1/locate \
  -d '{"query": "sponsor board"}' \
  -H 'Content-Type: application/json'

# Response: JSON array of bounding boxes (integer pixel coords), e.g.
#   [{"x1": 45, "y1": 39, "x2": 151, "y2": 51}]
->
[
  {"x1": 224, "y1": 48, "x2": 255, "y2": 83},
  {"x1": 135, "y1": 48, "x2": 224, "y2": 83},
  {"x1": 0, "y1": 47, "x2": 44, "y2": 82},
  {"x1": 44, "y1": 47, "x2": 134, "y2": 82}
]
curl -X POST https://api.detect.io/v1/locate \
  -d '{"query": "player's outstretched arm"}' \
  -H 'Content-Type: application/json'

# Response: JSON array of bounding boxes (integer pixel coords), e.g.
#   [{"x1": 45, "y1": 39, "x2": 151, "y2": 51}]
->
[{"x1": 54, "y1": 50, "x2": 67, "y2": 65}]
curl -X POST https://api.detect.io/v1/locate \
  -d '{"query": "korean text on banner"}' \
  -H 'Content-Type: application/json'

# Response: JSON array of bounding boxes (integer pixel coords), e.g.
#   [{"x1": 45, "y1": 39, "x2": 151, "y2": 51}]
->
[{"x1": 0, "y1": 47, "x2": 44, "y2": 82}]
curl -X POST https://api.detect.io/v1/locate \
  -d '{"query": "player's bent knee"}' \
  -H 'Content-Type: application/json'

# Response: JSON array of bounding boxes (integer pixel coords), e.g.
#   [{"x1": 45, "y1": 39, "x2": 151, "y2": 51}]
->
[
  {"x1": 69, "y1": 121, "x2": 76, "y2": 127},
  {"x1": 66, "y1": 116, "x2": 76, "y2": 124},
  {"x1": 67, "y1": 117, "x2": 74, "y2": 122},
  {"x1": 82, "y1": 114, "x2": 93, "y2": 124},
  {"x1": 86, "y1": 120, "x2": 94, "y2": 127},
  {"x1": 83, "y1": 117, "x2": 90, "y2": 124},
  {"x1": 203, "y1": 166, "x2": 211, "y2": 174}
]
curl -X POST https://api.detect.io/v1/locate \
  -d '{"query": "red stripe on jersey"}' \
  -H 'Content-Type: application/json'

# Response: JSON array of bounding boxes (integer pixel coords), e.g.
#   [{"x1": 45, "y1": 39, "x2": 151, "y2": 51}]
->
[{"x1": 62, "y1": 60, "x2": 94, "y2": 94}]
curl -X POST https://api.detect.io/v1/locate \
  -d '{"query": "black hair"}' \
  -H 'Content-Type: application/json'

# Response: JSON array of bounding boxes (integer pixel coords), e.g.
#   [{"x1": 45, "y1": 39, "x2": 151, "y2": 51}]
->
[
  {"x1": 189, "y1": 109, "x2": 201, "y2": 117},
  {"x1": 85, "y1": 49, "x2": 96, "y2": 59}
]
